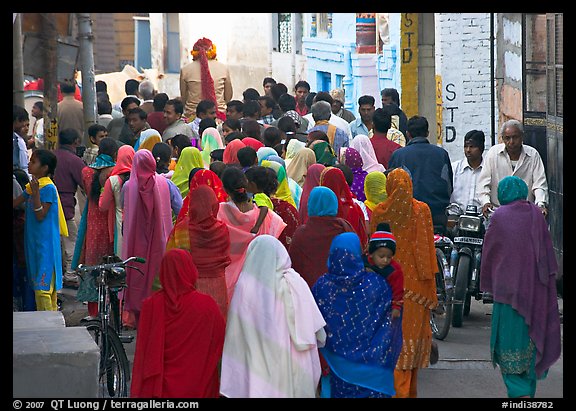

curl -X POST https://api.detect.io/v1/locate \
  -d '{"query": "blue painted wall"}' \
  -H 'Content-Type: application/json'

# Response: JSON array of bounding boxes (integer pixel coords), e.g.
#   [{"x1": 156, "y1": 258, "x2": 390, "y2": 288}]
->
[{"x1": 303, "y1": 13, "x2": 402, "y2": 115}]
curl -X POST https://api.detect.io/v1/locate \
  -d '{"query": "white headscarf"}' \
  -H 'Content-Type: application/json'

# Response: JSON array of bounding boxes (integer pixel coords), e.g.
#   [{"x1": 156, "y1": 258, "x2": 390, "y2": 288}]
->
[
  {"x1": 350, "y1": 134, "x2": 386, "y2": 173},
  {"x1": 220, "y1": 235, "x2": 326, "y2": 398}
]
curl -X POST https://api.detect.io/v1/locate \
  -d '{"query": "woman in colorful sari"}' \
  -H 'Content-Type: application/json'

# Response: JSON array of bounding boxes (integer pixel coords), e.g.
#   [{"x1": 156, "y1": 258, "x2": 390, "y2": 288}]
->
[
  {"x1": 298, "y1": 163, "x2": 325, "y2": 224},
  {"x1": 339, "y1": 147, "x2": 368, "y2": 202},
  {"x1": 312, "y1": 232, "x2": 403, "y2": 398},
  {"x1": 309, "y1": 139, "x2": 336, "y2": 166},
  {"x1": 364, "y1": 170, "x2": 388, "y2": 221},
  {"x1": 261, "y1": 159, "x2": 297, "y2": 208},
  {"x1": 289, "y1": 186, "x2": 355, "y2": 289},
  {"x1": 200, "y1": 126, "x2": 224, "y2": 168},
  {"x1": 320, "y1": 166, "x2": 368, "y2": 250},
  {"x1": 220, "y1": 235, "x2": 326, "y2": 398},
  {"x1": 121, "y1": 149, "x2": 174, "y2": 329},
  {"x1": 171, "y1": 146, "x2": 205, "y2": 198},
  {"x1": 217, "y1": 166, "x2": 286, "y2": 303},
  {"x1": 287, "y1": 146, "x2": 316, "y2": 188},
  {"x1": 98, "y1": 144, "x2": 135, "y2": 257},
  {"x1": 134, "y1": 128, "x2": 162, "y2": 152},
  {"x1": 256, "y1": 146, "x2": 278, "y2": 164},
  {"x1": 176, "y1": 168, "x2": 228, "y2": 223},
  {"x1": 266, "y1": 155, "x2": 302, "y2": 209},
  {"x1": 349, "y1": 134, "x2": 386, "y2": 173},
  {"x1": 369, "y1": 167, "x2": 437, "y2": 398},
  {"x1": 480, "y1": 176, "x2": 561, "y2": 398},
  {"x1": 13, "y1": 149, "x2": 68, "y2": 311},
  {"x1": 131, "y1": 249, "x2": 225, "y2": 398},
  {"x1": 74, "y1": 138, "x2": 117, "y2": 317},
  {"x1": 166, "y1": 185, "x2": 231, "y2": 320},
  {"x1": 222, "y1": 138, "x2": 246, "y2": 165}
]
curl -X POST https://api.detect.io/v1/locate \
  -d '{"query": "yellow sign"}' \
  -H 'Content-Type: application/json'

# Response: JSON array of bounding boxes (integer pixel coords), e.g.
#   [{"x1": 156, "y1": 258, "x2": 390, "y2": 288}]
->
[
  {"x1": 400, "y1": 13, "x2": 418, "y2": 118},
  {"x1": 436, "y1": 75, "x2": 443, "y2": 146}
]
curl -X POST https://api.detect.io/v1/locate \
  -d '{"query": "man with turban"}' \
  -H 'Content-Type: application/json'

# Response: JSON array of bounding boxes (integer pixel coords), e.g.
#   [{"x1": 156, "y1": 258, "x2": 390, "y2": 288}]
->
[{"x1": 180, "y1": 37, "x2": 233, "y2": 122}]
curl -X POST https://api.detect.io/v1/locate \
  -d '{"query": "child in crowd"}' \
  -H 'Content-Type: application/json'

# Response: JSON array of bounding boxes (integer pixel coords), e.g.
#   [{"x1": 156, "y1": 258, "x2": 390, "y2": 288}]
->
[
  {"x1": 209, "y1": 160, "x2": 227, "y2": 178},
  {"x1": 237, "y1": 146, "x2": 258, "y2": 172},
  {"x1": 363, "y1": 222, "x2": 403, "y2": 319},
  {"x1": 244, "y1": 166, "x2": 279, "y2": 234},
  {"x1": 152, "y1": 142, "x2": 175, "y2": 179},
  {"x1": 222, "y1": 118, "x2": 242, "y2": 140}
]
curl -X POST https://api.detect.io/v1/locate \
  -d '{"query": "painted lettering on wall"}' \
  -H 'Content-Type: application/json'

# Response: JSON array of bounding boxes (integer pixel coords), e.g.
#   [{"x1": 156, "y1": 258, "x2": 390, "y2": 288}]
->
[
  {"x1": 401, "y1": 13, "x2": 418, "y2": 118},
  {"x1": 436, "y1": 75, "x2": 443, "y2": 145},
  {"x1": 45, "y1": 119, "x2": 58, "y2": 151},
  {"x1": 444, "y1": 83, "x2": 458, "y2": 143}
]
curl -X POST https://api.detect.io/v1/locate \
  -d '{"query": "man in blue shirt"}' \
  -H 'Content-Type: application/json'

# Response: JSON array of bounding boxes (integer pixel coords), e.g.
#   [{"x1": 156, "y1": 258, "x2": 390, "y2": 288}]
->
[
  {"x1": 350, "y1": 95, "x2": 375, "y2": 139},
  {"x1": 388, "y1": 115, "x2": 453, "y2": 228}
]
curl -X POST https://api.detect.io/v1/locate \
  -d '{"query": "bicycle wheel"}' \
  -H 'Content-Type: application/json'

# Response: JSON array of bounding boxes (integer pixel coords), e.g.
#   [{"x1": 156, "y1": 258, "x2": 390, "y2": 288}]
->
[
  {"x1": 84, "y1": 320, "x2": 130, "y2": 398},
  {"x1": 431, "y1": 248, "x2": 453, "y2": 340},
  {"x1": 452, "y1": 254, "x2": 470, "y2": 328}
]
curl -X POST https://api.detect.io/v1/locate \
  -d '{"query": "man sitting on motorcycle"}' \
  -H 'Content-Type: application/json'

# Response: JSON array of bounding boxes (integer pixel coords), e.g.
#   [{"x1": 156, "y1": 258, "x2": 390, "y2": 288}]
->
[{"x1": 447, "y1": 129, "x2": 485, "y2": 229}]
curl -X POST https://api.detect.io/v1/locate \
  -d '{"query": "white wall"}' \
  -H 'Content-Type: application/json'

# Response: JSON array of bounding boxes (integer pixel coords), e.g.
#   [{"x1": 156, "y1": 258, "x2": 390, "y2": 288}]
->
[{"x1": 436, "y1": 13, "x2": 493, "y2": 163}]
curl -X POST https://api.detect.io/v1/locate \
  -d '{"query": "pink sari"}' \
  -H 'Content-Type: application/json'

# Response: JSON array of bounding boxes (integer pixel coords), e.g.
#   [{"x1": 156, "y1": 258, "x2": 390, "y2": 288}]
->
[
  {"x1": 122, "y1": 150, "x2": 173, "y2": 327},
  {"x1": 217, "y1": 201, "x2": 286, "y2": 303}
]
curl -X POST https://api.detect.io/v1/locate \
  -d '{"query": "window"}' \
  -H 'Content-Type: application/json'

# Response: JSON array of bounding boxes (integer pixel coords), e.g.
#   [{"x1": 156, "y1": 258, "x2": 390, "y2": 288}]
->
[
  {"x1": 273, "y1": 13, "x2": 303, "y2": 54},
  {"x1": 165, "y1": 13, "x2": 180, "y2": 74}
]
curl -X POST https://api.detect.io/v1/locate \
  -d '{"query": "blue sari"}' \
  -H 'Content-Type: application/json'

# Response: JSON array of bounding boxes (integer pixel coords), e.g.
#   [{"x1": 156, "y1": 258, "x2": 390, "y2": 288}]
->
[{"x1": 312, "y1": 232, "x2": 403, "y2": 398}]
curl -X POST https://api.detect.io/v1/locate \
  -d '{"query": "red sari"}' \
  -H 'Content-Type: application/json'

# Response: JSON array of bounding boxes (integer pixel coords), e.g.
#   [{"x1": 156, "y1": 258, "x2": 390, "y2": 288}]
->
[
  {"x1": 166, "y1": 185, "x2": 231, "y2": 320},
  {"x1": 270, "y1": 198, "x2": 300, "y2": 250},
  {"x1": 131, "y1": 249, "x2": 225, "y2": 398},
  {"x1": 319, "y1": 167, "x2": 368, "y2": 250}
]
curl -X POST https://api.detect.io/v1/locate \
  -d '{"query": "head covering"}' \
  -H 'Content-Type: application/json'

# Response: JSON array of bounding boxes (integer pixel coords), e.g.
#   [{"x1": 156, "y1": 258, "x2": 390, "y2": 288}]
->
[
  {"x1": 223, "y1": 139, "x2": 246, "y2": 165},
  {"x1": 350, "y1": 134, "x2": 386, "y2": 173},
  {"x1": 220, "y1": 235, "x2": 326, "y2": 398},
  {"x1": 299, "y1": 163, "x2": 325, "y2": 224},
  {"x1": 267, "y1": 155, "x2": 286, "y2": 169},
  {"x1": 242, "y1": 137, "x2": 265, "y2": 152},
  {"x1": 329, "y1": 88, "x2": 345, "y2": 105},
  {"x1": 310, "y1": 140, "x2": 336, "y2": 166},
  {"x1": 287, "y1": 147, "x2": 316, "y2": 187},
  {"x1": 172, "y1": 146, "x2": 205, "y2": 198},
  {"x1": 311, "y1": 232, "x2": 402, "y2": 397},
  {"x1": 369, "y1": 228, "x2": 397, "y2": 255},
  {"x1": 497, "y1": 176, "x2": 529, "y2": 205},
  {"x1": 130, "y1": 248, "x2": 225, "y2": 398},
  {"x1": 285, "y1": 139, "x2": 306, "y2": 168},
  {"x1": 200, "y1": 127, "x2": 224, "y2": 167},
  {"x1": 341, "y1": 147, "x2": 368, "y2": 202},
  {"x1": 257, "y1": 146, "x2": 278, "y2": 164},
  {"x1": 307, "y1": 186, "x2": 338, "y2": 217},
  {"x1": 261, "y1": 159, "x2": 297, "y2": 208},
  {"x1": 110, "y1": 144, "x2": 135, "y2": 177},
  {"x1": 192, "y1": 38, "x2": 218, "y2": 113},
  {"x1": 135, "y1": 128, "x2": 162, "y2": 152},
  {"x1": 283, "y1": 110, "x2": 303, "y2": 128},
  {"x1": 320, "y1": 166, "x2": 368, "y2": 248},
  {"x1": 364, "y1": 171, "x2": 388, "y2": 211},
  {"x1": 176, "y1": 169, "x2": 229, "y2": 223}
]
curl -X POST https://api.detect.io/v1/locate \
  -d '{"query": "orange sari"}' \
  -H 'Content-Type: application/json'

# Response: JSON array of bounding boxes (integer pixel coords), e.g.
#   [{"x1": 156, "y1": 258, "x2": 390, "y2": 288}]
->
[{"x1": 369, "y1": 167, "x2": 437, "y2": 372}]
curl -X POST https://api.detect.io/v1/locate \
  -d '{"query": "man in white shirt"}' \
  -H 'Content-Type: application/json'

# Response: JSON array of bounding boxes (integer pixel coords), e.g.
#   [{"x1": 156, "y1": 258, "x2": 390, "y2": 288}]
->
[
  {"x1": 449, "y1": 130, "x2": 485, "y2": 215},
  {"x1": 303, "y1": 91, "x2": 352, "y2": 142},
  {"x1": 478, "y1": 119, "x2": 549, "y2": 217}
]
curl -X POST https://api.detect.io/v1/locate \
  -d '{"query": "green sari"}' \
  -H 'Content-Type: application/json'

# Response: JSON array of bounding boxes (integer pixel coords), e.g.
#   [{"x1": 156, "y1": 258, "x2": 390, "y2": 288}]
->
[{"x1": 491, "y1": 302, "x2": 547, "y2": 398}]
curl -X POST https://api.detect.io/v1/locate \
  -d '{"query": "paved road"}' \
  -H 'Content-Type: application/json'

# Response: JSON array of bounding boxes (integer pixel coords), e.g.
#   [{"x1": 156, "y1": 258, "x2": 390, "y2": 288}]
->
[{"x1": 59, "y1": 287, "x2": 563, "y2": 400}]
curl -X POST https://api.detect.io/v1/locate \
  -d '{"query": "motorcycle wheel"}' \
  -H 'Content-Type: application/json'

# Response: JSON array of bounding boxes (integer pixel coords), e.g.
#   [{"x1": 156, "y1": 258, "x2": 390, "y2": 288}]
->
[{"x1": 452, "y1": 254, "x2": 470, "y2": 328}]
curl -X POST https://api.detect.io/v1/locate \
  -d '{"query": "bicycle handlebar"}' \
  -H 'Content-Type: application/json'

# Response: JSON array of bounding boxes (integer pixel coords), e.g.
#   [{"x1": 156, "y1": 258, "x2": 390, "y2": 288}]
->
[{"x1": 76, "y1": 256, "x2": 146, "y2": 273}]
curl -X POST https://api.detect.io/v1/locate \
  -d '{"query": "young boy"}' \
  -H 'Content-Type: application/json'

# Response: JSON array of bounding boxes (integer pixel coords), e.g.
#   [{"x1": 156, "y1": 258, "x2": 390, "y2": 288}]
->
[
  {"x1": 244, "y1": 166, "x2": 278, "y2": 234},
  {"x1": 363, "y1": 222, "x2": 403, "y2": 319}
]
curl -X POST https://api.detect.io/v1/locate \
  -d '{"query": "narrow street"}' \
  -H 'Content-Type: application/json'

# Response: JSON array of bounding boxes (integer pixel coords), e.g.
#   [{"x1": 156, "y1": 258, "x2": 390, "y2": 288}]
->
[{"x1": 58, "y1": 287, "x2": 563, "y2": 399}]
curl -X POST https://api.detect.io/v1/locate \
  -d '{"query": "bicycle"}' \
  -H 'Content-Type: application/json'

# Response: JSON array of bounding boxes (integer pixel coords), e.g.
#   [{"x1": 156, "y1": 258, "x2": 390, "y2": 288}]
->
[
  {"x1": 76, "y1": 255, "x2": 145, "y2": 398},
  {"x1": 430, "y1": 226, "x2": 455, "y2": 341}
]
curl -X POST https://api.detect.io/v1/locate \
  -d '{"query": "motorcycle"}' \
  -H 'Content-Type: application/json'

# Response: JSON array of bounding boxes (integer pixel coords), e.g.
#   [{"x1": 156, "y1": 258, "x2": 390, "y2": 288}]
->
[{"x1": 448, "y1": 203, "x2": 492, "y2": 328}]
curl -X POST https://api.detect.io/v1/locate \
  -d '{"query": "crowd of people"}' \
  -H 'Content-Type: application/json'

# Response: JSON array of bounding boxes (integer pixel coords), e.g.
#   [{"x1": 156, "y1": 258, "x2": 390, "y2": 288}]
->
[{"x1": 12, "y1": 36, "x2": 560, "y2": 399}]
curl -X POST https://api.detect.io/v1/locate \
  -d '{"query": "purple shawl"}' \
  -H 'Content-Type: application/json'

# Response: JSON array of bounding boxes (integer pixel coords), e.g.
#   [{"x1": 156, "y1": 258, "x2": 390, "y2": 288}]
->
[
  {"x1": 480, "y1": 200, "x2": 561, "y2": 377},
  {"x1": 343, "y1": 147, "x2": 368, "y2": 202}
]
